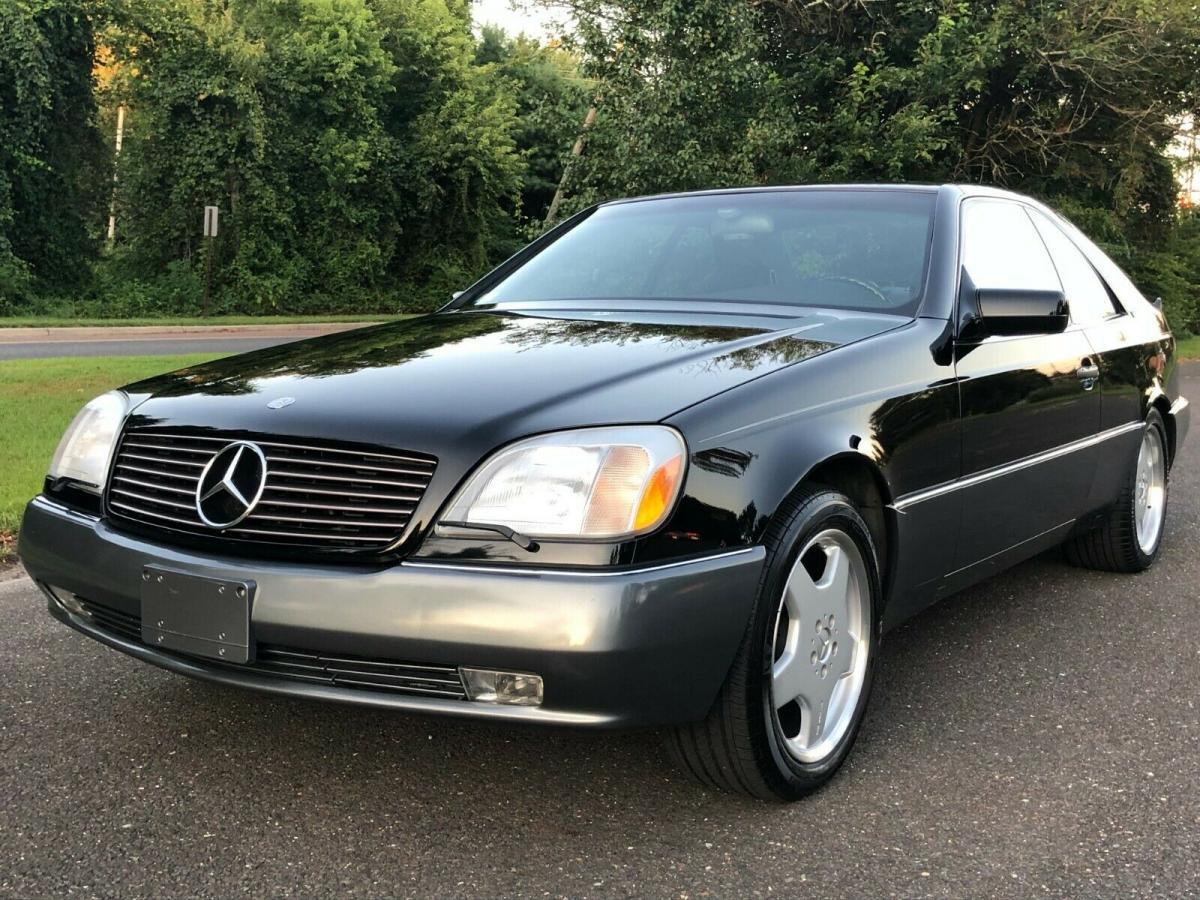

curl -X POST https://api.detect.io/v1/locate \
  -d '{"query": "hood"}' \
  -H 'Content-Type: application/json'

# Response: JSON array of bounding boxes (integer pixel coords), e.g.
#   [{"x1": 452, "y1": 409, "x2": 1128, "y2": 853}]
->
[{"x1": 125, "y1": 307, "x2": 902, "y2": 470}]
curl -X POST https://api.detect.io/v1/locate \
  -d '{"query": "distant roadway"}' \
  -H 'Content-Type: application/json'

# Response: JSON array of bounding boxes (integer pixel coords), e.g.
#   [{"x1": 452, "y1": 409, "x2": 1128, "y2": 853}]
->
[{"x1": 0, "y1": 323, "x2": 378, "y2": 360}]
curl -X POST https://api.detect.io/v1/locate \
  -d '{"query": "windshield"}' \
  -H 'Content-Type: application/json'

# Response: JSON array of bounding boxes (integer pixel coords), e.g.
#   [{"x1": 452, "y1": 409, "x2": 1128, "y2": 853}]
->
[{"x1": 474, "y1": 190, "x2": 936, "y2": 316}]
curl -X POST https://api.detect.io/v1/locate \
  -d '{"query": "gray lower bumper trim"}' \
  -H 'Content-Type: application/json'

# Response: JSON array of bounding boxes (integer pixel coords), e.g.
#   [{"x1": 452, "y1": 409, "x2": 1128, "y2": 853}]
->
[
  {"x1": 20, "y1": 495, "x2": 765, "y2": 726},
  {"x1": 42, "y1": 587, "x2": 608, "y2": 725}
]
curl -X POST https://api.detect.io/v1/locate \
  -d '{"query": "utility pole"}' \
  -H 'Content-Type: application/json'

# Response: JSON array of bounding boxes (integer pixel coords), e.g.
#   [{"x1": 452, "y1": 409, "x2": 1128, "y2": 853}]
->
[
  {"x1": 106, "y1": 104, "x2": 126, "y2": 246},
  {"x1": 545, "y1": 103, "x2": 598, "y2": 227}
]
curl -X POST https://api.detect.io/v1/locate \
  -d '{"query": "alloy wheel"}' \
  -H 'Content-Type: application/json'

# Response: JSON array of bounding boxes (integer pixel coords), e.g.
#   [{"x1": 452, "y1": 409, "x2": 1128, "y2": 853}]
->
[
  {"x1": 1134, "y1": 426, "x2": 1167, "y2": 555},
  {"x1": 769, "y1": 528, "x2": 871, "y2": 764}
]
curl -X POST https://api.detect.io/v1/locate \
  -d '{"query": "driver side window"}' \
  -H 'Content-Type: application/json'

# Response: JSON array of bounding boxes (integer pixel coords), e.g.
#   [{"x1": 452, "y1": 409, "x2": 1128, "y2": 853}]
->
[{"x1": 961, "y1": 199, "x2": 1062, "y2": 294}]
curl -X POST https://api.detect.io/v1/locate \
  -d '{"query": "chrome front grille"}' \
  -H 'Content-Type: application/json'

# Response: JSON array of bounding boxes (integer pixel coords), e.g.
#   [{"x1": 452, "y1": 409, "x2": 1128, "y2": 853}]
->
[{"x1": 106, "y1": 427, "x2": 436, "y2": 552}]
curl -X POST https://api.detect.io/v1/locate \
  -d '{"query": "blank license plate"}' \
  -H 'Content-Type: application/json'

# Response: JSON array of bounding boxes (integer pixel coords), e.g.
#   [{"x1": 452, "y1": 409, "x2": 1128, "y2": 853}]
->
[{"x1": 140, "y1": 566, "x2": 254, "y2": 664}]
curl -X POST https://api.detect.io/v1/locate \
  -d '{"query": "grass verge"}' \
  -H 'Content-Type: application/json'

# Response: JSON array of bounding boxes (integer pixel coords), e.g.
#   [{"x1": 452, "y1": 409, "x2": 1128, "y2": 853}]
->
[
  {"x1": 0, "y1": 354, "x2": 219, "y2": 563},
  {"x1": 0, "y1": 314, "x2": 410, "y2": 329},
  {"x1": 1176, "y1": 335, "x2": 1200, "y2": 361}
]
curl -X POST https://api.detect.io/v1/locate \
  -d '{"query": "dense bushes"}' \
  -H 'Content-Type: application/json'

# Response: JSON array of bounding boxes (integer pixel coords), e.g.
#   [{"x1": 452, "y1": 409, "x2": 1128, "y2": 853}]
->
[
  {"x1": 1, "y1": 0, "x2": 586, "y2": 317},
  {"x1": 1, "y1": 0, "x2": 1198, "y2": 328},
  {"x1": 0, "y1": 0, "x2": 107, "y2": 313},
  {"x1": 562, "y1": 0, "x2": 1200, "y2": 332}
]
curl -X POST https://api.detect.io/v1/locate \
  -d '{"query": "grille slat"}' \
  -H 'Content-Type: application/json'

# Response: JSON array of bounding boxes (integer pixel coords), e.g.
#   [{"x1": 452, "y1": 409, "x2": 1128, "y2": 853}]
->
[
  {"x1": 121, "y1": 441, "x2": 215, "y2": 457},
  {"x1": 112, "y1": 474, "x2": 195, "y2": 496},
  {"x1": 106, "y1": 427, "x2": 436, "y2": 554},
  {"x1": 110, "y1": 499, "x2": 202, "y2": 524},
  {"x1": 120, "y1": 451, "x2": 207, "y2": 468},
  {"x1": 226, "y1": 526, "x2": 394, "y2": 543},
  {"x1": 69, "y1": 598, "x2": 467, "y2": 700},
  {"x1": 257, "y1": 498, "x2": 417, "y2": 516},
  {"x1": 268, "y1": 468, "x2": 429, "y2": 489},
  {"x1": 110, "y1": 485, "x2": 197, "y2": 511},
  {"x1": 263, "y1": 454, "x2": 433, "y2": 478},
  {"x1": 115, "y1": 462, "x2": 199, "y2": 483},
  {"x1": 244, "y1": 512, "x2": 410, "y2": 529},
  {"x1": 265, "y1": 484, "x2": 423, "y2": 502}
]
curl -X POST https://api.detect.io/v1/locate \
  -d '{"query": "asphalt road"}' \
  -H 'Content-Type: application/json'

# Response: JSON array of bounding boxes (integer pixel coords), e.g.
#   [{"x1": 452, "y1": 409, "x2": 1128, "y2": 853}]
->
[
  {"x1": 0, "y1": 337, "x2": 288, "y2": 359},
  {"x1": 3, "y1": 374, "x2": 1199, "y2": 898}
]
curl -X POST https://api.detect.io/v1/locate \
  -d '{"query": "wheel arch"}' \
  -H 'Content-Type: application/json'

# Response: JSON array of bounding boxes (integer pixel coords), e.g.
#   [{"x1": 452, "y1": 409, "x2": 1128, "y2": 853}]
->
[
  {"x1": 1150, "y1": 395, "x2": 1175, "y2": 467},
  {"x1": 778, "y1": 452, "x2": 894, "y2": 602}
]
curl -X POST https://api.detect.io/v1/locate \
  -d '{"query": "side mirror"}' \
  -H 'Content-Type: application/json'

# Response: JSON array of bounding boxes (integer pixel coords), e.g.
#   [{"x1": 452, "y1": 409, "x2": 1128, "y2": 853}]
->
[
  {"x1": 451, "y1": 291, "x2": 464, "y2": 301},
  {"x1": 976, "y1": 287, "x2": 1068, "y2": 335}
]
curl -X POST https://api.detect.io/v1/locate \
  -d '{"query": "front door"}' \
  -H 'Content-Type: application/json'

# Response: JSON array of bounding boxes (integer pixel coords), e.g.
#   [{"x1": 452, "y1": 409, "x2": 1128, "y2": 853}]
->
[{"x1": 952, "y1": 198, "x2": 1102, "y2": 570}]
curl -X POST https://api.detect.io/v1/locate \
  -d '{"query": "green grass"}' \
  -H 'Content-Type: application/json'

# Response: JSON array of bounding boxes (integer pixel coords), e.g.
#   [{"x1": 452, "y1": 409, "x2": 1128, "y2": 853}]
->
[
  {"x1": 1176, "y1": 335, "x2": 1200, "y2": 360},
  {"x1": 0, "y1": 354, "x2": 219, "y2": 561},
  {"x1": 0, "y1": 314, "x2": 410, "y2": 328}
]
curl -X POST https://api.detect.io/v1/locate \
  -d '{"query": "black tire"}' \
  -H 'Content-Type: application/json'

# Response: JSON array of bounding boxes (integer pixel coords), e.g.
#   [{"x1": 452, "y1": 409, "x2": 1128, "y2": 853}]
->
[
  {"x1": 1065, "y1": 410, "x2": 1169, "y2": 573},
  {"x1": 667, "y1": 484, "x2": 881, "y2": 801}
]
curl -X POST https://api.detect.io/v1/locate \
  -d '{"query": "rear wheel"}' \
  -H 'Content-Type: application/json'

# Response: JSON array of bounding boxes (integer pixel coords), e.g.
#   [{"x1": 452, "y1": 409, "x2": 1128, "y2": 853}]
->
[
  {"x1": 1066, "y1": 410, "x2": 1169, "y2": 572},
  {"x1": 668, "y1": 485, "x2": 880, "y2": 800}
]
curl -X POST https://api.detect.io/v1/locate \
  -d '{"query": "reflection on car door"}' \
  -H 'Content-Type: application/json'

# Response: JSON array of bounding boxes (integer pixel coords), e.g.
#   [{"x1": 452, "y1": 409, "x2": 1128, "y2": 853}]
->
[
  {"x1": 1028, "y1": 208, "x2": 1152, "y2": 512},
  {"x1": 950, "y1": 199, "x2": 1102, "y2": 577}
]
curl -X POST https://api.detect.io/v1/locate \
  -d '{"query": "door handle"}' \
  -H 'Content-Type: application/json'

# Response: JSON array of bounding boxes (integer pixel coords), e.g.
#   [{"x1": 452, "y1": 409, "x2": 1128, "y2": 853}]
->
[{"x1": 1076, "y1": 359, "x2": 1099, "y2": 390}]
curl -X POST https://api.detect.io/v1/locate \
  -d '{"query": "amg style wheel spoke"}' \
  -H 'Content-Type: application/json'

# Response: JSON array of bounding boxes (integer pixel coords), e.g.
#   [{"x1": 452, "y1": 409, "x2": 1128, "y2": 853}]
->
[
  {"x1": 771, "y1": 529, "x2": 871, "y2": 764},
  {"x1": 1134, "y1": 427, "x2": 1167, "y2": 555}
]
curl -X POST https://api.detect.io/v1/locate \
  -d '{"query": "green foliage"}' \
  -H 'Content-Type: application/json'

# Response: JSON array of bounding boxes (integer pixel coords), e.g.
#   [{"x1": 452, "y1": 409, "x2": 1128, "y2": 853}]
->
[
  {"x1": 1129, "y1": 211, "x2": 1200, "y2": 334},
  {"x1": 2, "y1": 0, "x2": 1197, "y2": 322},
  {"x1": 0, "y1": 0, "x2": 107, "y2": 310},
  {"x1": 556, "y1": 0, "x2": 795, "y2": 214},
  {"x1": 97, "y1": 0, "x2": 525, "y2": 315},
  {"x1": 555, "y1": 0, "x2": 1200, "y2": 324},
  {"x1": 474, "y1": 26, "x2": 591, "y2": 230}
]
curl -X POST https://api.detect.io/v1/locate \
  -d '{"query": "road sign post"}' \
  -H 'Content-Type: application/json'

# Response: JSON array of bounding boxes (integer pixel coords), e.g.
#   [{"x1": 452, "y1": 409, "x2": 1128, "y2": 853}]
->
[{"x1": 202, "y1": 206, "x2": 219, "y2": 316}]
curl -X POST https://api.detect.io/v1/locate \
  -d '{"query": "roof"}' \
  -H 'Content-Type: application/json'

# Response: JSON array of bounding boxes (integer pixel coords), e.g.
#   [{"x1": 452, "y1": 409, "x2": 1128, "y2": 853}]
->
[{"x1": 601, "y1": 183, "x2": 1037, "y2": 207}]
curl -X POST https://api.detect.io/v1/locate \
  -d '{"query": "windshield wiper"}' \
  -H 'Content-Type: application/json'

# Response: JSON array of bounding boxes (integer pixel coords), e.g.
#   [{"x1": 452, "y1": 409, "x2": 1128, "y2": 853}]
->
[{"x1": 438, "y1": 520, "x2": 540, "y2": 552}]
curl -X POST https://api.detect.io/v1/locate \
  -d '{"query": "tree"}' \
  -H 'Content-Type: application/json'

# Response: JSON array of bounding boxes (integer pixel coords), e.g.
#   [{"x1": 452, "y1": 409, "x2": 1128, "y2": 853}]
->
[
  {"x1": 549, "y1": 0, "x2": 794, "y2": 216},
  {"x1": 549, "y1": 0, "x2": 1200, "y2": 327},
  {"x1": 105, "y1": 0, "x2": 524, "y2": 313},
  {"x1": 474, "y1": 25, "x2": 591, "y2": 229},
  {"x1": 0, "y1": 0, "x2": 107, "y2": 309}
]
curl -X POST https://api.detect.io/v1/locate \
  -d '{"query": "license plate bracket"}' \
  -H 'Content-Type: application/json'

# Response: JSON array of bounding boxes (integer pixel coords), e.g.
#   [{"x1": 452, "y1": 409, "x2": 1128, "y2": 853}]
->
[{"x1": 140, "y1": 566, "x2": 254, "y2": 664}]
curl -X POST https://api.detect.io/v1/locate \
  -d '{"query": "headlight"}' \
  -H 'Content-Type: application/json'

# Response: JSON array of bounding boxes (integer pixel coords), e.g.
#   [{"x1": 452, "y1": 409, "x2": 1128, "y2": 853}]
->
[
  {"x1": 440, "y1": 426, "x2": 687, "y2": 540},
  {"x1": 47, "y1": 391, "x2": 130, "y2": 494}
]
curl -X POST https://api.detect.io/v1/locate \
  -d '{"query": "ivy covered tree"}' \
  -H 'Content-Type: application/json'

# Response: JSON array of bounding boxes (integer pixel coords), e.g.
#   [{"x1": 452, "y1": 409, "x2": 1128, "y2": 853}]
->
[
  {"x1": 105, "y1": 0, "x2": 523, "y2": 314},
  {"x1": 0, "y1": 0, "x2": 107, "y2": 309}
]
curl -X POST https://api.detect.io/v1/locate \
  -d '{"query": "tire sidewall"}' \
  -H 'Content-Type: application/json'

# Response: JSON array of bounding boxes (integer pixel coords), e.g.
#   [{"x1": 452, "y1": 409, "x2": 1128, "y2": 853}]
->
[{"x1": 751, "y1": 491, "x2": 882, "y2": 794}]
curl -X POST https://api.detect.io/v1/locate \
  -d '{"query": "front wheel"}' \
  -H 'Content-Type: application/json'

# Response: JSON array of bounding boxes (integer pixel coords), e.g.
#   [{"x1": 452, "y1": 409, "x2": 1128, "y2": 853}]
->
[{"x1": 667, "y1": 486, "x2": 880, "y2": 800}]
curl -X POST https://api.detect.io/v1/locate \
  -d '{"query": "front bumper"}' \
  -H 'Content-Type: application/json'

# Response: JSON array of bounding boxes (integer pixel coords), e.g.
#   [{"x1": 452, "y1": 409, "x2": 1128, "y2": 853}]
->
[{"x1": 19, "y1": 496, "x2": 764, "y2": 727}]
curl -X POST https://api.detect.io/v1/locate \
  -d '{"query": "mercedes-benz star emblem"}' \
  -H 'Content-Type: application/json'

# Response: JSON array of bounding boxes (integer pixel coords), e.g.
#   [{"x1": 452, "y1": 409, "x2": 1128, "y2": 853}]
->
[{"x1": 195, "y1": 442, "x2": 268, "y2": 529}]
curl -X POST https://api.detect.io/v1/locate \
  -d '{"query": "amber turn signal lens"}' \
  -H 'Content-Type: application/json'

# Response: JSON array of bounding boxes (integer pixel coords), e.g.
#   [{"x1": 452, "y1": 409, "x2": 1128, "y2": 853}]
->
[{"x1": 633, "y1": 455, "x2": 683, "y2": 531}]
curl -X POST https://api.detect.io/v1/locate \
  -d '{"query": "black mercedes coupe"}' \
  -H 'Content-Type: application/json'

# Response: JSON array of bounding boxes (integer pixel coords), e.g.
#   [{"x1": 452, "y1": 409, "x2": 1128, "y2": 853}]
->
[{"x1": 20, "y1": 184, "x2": 1188, "y2": 800}]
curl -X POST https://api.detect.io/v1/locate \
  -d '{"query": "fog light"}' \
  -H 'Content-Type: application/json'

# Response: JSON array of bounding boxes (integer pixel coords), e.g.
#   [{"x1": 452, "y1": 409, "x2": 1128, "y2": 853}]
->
[{"x1": 460, "y1": 668, "x2": 544, "y2": 706}]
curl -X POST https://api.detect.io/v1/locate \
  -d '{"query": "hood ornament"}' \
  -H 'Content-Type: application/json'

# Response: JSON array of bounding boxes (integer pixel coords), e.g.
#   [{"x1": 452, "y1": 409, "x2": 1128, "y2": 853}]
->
[{"x1": 266, "y1": 397, "x2": 296, "y2": 410}]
